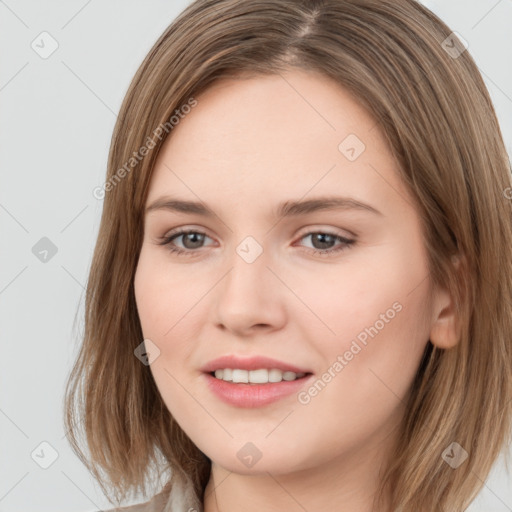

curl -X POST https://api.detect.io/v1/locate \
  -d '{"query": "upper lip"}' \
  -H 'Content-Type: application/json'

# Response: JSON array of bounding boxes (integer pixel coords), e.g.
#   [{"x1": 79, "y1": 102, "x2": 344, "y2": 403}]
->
[{"x1": 201, "y1": 355, "x2": 312, "y2": 374}]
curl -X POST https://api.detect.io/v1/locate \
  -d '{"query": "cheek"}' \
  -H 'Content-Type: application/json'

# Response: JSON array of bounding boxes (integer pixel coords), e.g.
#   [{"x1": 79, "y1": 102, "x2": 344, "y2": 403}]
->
[
  {"x1": 134, "y1": 253, "x2": 199, "y2": 417},
  {"x1": 294, "y1": 245, "x2": 428, "y2": 343},
  {"x1": 334, "y1": 256, "x2": 431, "y2": 399},
  {"x1": 292, "y1": 279, "x2": 431, "y2": 456},
  {"x1": 134, "y1": 248, "x2": 196, "y2": 338},
  {"x1": 134, "y1": 249, "x2": 211, "y2": 377},
  {"x1": 299, "y1": 242, "x2": 431, "y2": 395}
]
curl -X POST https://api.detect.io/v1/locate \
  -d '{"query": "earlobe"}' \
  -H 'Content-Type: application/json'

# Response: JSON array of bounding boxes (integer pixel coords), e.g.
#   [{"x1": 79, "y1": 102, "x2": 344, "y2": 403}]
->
[
  {"x1": 429, "y1": 255, "x2": 464, "y2": 350},
  {"x1": 429, "y1": 296, "x2": 460, "y2": 349}
]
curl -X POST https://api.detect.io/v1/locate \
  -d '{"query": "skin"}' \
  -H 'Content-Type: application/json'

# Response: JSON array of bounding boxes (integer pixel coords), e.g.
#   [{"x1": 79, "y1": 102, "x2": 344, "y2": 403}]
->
[{"x1": 133, "y1": 68, "x2": 459, "y2": 512}]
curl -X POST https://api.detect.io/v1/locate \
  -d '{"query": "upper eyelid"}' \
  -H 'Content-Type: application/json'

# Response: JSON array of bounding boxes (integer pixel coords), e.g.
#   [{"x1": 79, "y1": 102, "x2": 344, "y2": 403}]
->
[{"x1": 163, "y1": 224, "x2": 355, "y2": 238}]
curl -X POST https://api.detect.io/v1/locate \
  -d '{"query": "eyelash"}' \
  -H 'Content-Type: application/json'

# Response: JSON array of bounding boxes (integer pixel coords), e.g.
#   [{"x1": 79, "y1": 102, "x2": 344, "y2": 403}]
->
[{"x1": 157, "y1": 228, "x2": 355, "y2": 258}]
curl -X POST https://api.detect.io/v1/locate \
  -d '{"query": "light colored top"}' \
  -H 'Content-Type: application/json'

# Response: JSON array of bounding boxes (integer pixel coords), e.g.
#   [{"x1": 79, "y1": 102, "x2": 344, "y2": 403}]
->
[{"x1": 102, "y1": 473, "x2": 203, "y2": 512}]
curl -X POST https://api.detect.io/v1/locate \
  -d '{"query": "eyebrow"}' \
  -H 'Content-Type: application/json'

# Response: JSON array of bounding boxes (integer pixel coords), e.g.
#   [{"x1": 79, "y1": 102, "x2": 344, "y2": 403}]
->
[{"x1": 145, "y1": 195, "x2": 382, "y2": 218}]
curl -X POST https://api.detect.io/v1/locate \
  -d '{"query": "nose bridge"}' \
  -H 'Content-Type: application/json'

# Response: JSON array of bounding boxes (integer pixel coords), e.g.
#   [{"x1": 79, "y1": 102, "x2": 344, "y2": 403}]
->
[
  {"x1": 223, "y1": 234, "x2": 269, "y2": 299},
  {"x1": 214, "y1": 234, "x2": 285, "y2": 332}
]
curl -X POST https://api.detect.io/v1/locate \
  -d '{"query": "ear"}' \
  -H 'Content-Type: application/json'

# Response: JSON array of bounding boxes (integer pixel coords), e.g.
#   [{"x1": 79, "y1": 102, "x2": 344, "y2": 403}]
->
[{"x1": 429, "y1": 255, "x2": 463, "y2": 350}]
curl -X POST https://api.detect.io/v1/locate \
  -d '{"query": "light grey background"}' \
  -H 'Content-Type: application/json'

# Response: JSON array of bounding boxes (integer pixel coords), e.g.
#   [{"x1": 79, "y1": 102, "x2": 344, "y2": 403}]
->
[{"x1": 1, "y1": 1, "x2": 511, "y2": 511}]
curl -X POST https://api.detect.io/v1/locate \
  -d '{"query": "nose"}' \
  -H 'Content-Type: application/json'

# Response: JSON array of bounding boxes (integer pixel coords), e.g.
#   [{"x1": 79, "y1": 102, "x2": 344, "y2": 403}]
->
[{"x1": 213, "y1": 243, "x2": 287, "y2": 337}]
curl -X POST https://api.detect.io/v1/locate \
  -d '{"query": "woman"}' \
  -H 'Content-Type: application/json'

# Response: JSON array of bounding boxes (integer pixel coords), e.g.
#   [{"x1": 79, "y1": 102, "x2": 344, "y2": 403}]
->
[{"x1": 64, "y1": 0, "x2": 512, "y2": 511}]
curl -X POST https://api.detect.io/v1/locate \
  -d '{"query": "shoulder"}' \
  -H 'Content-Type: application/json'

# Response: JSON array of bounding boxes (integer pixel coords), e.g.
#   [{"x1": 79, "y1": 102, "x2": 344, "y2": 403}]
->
[
  {"x1": 101, "y1": 489, "x2": 168, "y2": 512},
  {"x1": 100, "y1": 474, "x2": 203, "y2": 512}
]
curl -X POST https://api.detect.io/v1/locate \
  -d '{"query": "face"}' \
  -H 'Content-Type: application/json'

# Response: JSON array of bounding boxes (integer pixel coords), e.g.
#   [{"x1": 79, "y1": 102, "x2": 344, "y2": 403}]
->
[{"x1": 134, "y1": 68, "x2": 439, "y2": 476}]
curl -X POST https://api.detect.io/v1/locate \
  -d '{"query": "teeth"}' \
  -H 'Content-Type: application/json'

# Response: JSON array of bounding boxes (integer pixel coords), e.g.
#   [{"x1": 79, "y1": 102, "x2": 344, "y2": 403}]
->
[
  {"x1": 268, "y1": 368, "x2": 282, "y2": 382},
  {"x1": 246, "y1": 369, "x2": 268, "y2": 384},
  {"x1": 232, "y1": 369, "x2": 249, "y2": 383},
  {"x1": 213, "y1": 368, "x2": 306, "y2": 384}
]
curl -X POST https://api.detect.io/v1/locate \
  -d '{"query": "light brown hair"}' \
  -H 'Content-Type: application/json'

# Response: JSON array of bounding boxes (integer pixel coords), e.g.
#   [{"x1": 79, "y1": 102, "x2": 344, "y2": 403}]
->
[{"x1": 64, "y1": 0, "x2": 512, "y2": 510}]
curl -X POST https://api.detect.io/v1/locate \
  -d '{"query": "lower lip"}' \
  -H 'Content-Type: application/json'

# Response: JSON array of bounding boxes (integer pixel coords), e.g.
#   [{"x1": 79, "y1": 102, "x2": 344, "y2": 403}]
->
[{"x1": 203, "y1": 372, "x2": 313, "y2": 408}]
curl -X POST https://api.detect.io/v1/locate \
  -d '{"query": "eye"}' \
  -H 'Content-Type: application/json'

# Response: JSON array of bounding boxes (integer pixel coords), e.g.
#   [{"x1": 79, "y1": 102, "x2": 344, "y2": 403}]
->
[
  {"x1": 157, "y1": 228, "x2": 355, "y2": 258},
  {"x1": 295, "y1": 231, "x2": 355, "y2": 256},
  {"x1": 158, "y1": 229, "x2": 214, "y2": 257}
]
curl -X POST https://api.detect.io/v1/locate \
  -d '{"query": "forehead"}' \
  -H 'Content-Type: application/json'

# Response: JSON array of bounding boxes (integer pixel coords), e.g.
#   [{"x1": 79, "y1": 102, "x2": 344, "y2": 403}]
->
[{"x1": 147, "y1": 69, "x2": 411, "y2": 219}]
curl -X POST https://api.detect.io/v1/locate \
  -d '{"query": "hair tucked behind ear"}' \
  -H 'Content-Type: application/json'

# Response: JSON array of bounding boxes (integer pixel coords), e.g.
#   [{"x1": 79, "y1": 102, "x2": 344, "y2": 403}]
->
[{"x1": 63, "y1": 0, "x2": 512, "y2": 509}]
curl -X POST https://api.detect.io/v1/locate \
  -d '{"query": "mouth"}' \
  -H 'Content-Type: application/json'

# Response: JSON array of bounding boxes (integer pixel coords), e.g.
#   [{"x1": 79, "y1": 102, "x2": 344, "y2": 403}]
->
[
  {"x1": 203, "y1": 369, "x2": 314, "y2": 408},
  {"x1": 208, "y1": 368, "x2": 313, "y2": 384},
  {"x1": 200, "y1": 355, "x2": 314, "y2": 407}
]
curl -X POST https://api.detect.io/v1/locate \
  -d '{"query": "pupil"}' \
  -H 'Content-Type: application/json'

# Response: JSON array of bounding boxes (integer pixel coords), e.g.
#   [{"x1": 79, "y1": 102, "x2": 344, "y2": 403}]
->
[
  {"x1": 313, "y1": 233, "x2": 333, "y2": 250},
  {"x1": 184, "y1": 233, "x2": 203, "y2": 249}
]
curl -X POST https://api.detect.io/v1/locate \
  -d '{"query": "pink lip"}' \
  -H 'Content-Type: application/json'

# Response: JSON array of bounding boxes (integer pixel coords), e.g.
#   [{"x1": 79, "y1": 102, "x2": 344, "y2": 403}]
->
[
  {"x1": 200, "y1": 355, "x2": 314, "y2": 408},
  {"x1": 203, "y1": 373, "x2": 314, "y2": 408},
  {"x1": 200, "y1": 354, "x2": 311, "y2": 374}
]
